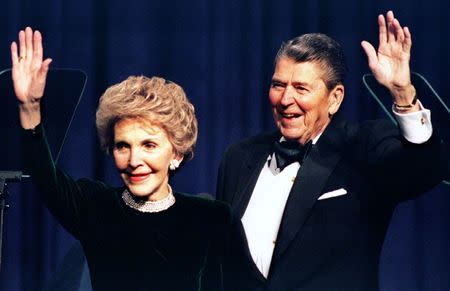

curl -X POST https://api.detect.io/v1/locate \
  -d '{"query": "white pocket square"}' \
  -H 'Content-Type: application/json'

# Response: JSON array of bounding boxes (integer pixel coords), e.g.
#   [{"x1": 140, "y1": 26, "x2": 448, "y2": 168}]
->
[{"x1": 318, "y1": 188, "x2": 348, "y2": 200}]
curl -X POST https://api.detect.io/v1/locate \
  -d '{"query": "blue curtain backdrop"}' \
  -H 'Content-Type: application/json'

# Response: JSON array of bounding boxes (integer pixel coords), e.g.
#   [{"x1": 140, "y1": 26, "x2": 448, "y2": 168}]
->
[{"x1": 0, "y1": 0, "x2": 449, "y2": 290}]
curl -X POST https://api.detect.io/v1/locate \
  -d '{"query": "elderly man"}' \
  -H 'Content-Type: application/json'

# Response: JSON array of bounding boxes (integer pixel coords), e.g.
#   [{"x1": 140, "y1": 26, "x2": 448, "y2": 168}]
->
[{"x1": 217, "y1": 11, "x2": 446, "y2": 290}]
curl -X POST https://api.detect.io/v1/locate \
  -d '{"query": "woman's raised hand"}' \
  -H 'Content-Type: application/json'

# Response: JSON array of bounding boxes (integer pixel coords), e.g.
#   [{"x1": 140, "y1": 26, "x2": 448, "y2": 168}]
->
[
  {"x1": 11, "y1": 27, "x2": 52, "y2": 128},
  {"x1": 11, "y1": 27, "x2": 52, "y2": 104}
]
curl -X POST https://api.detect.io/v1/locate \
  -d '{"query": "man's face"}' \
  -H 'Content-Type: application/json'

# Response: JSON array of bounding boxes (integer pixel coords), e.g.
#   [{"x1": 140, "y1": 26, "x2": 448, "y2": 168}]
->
[{"x1": 269, "y1": 57, "x2": 343, "y2": 144}]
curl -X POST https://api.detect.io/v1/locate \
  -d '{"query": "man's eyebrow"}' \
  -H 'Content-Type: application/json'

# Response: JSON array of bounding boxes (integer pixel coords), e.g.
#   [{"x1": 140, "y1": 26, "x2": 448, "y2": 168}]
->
[
  {"x1": 270, "y1": 78, "x2": 285, "y2": 83},
  {"x1": 271, "y1": 77, "x2": 310, "y2": 86},
  {"x1": 291, "y1": 80, "x2": 311, "y2": 86}
]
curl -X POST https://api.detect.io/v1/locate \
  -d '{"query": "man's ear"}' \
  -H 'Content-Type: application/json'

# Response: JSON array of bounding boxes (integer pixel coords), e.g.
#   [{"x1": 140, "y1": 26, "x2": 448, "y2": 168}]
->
[{"x1": 328, "y1": 84, "x2": 344, "y2": 116}]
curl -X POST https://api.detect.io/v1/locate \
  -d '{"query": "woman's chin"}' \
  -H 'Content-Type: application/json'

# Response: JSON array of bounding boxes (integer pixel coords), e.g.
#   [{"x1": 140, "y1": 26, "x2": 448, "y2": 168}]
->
[{"x1": 126, "y1": 186, "x2": 151, "y2": 199}]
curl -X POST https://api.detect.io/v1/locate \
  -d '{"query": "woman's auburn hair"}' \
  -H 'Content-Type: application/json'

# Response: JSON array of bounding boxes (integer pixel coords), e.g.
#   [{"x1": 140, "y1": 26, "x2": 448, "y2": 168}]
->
[{"x1": 95, "y1": 75, "x2": 198, "y2": 161}]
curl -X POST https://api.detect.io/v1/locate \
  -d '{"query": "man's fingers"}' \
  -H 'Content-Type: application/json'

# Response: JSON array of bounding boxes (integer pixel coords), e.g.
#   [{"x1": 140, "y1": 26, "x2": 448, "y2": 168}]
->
[
  {"x1": 403, "y1": 27, "x2": 412, "y2": 52},
  {"x1": 361, "y1": 41, "x2": 378, "y2": 70},
  {"x1": 386, "y1": 11, "x2": 395, "y2": 43},
  {"x1": 378, "y1": 14, "x2": 387, "y2": 45},
  {"x1": 393, "y1": 19, "x2": 405, "y2": 43}
]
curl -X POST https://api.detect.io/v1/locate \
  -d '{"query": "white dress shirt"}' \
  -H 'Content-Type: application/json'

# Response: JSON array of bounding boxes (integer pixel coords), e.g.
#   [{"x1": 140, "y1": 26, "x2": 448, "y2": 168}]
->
[{"x1": 241, "y1": 104, "x2": 432, "y2": 278}]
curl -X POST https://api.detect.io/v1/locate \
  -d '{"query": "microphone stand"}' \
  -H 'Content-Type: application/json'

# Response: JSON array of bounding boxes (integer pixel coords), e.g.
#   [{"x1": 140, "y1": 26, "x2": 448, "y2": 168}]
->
[{"x1": 0, "y1": 171, "x2": 30, "y2": 271}]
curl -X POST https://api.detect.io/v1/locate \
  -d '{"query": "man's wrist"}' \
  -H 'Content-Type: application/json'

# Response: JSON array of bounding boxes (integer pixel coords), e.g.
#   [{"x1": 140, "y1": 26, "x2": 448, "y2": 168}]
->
[
  {"x1": 390, "y1": 83, "x2": 416, "y2": 102},
  {"x1": 393, "y1": 94, "x2": 418, "y2": 112},
  {"x1": 391, "y1": 84, "x2": 419, "y2": 112}
]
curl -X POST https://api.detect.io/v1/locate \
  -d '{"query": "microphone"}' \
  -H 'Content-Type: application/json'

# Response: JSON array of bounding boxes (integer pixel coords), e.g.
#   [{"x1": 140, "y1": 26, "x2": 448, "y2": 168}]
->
[
  {"x1": 0, "y1": 171, "x2": 30, "y2": 270},
  {"x1": 0, "y1": 171, "x2": 31, "y2": 194},
  {"x1": 0, "y1": 171, "x2": 30, "y2": 182}
]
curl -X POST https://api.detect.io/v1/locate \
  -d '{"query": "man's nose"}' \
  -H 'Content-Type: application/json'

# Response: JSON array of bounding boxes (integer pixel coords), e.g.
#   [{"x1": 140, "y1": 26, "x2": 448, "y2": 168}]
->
[{"x1": 280, "y1": 86, "x2": 294, "y2": 106}]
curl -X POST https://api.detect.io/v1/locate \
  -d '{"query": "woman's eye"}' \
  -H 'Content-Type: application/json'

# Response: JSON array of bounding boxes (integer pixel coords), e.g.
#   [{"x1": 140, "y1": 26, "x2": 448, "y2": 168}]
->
[
  {"x1": 114, "y1": 142, "x2": 127, "y2": 150},
  {"x1": 143, "y1": 142, "x2": 156, "y2": 150}
]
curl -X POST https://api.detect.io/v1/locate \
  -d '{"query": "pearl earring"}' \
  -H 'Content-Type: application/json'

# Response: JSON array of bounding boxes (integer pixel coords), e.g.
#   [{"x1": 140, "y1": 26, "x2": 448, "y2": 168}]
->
[{"x1": 169, "y1": 159, "x2": 180, "y2": 170}]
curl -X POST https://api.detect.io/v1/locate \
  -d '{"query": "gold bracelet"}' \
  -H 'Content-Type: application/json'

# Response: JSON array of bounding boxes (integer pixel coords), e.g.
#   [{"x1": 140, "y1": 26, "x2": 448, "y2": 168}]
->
[{"x1": 393, "y1": 94, "x2": 418, "y2": 111}]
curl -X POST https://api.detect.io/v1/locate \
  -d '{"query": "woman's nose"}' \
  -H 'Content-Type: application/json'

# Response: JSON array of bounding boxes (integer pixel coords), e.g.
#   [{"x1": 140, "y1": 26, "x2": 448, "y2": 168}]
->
[{"x1": 128, "y1": 148, "x2": 143, "y2": 167}]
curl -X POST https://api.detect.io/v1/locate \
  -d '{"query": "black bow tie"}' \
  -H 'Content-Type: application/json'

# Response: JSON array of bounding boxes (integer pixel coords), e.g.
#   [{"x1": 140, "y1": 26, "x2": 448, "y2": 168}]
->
[{"x1": 272, "y1": 140, "x2": 312, "y2": 171}]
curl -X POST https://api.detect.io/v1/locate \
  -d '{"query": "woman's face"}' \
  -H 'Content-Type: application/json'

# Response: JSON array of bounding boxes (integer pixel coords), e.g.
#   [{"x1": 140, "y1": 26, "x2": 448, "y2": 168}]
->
[{"x1": 112, "y1": 118, "x2": 180, "y2": 201}]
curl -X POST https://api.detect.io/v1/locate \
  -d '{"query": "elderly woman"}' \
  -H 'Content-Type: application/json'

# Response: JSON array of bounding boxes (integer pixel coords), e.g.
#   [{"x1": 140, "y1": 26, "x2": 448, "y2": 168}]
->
[{"x1": 11, "y1": 27, "x2": 230, "y2": 291}]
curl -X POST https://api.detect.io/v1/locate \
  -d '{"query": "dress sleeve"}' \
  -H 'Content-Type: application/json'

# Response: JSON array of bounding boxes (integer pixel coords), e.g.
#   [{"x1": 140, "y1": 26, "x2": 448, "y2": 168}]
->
[
  {"x1": 22, "y1": 124, "x2": 105, "y2": 238},
  {"x1": 200, "y1": 202, "x2": 232, "y2": 291}
]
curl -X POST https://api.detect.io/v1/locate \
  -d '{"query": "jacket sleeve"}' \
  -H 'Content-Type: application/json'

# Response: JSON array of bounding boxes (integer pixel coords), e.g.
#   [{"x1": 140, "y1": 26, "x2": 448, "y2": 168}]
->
[{"x1": 363, "y1": 119, "x2": 447, "y2": 202}]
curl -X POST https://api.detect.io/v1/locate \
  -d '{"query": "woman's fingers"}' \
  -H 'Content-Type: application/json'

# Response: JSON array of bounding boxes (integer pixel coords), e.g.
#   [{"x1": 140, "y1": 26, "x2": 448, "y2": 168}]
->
[
  {"x1": 19, "y1": 30, "x2": 26, "y2": 60},
  {"x1": 25, "y1": 27, "x2": 33, "y2": 63},
  {"x1": 11, "y1": 41, "x2": 19, "y2": 65},
  {"x1": 33, "y1": 30, "x2": 44, "y2": 62}
]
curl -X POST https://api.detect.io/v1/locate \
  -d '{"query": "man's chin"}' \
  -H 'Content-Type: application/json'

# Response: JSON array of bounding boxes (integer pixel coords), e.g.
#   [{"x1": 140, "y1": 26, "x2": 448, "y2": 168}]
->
[{"x1": 279, "y1": 127, "x2": 304, "y2": 142}]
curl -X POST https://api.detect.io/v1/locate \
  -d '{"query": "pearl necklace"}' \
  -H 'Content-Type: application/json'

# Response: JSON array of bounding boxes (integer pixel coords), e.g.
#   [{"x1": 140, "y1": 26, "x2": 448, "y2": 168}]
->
[{"x1": 122, "y1": 186, "x2": 176, "y2": 213}]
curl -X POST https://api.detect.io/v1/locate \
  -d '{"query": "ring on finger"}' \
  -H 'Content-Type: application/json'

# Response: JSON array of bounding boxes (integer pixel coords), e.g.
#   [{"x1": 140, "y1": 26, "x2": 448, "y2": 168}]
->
[{"x1": 18, "y1": 56, "x2": 26, "y2": 62}]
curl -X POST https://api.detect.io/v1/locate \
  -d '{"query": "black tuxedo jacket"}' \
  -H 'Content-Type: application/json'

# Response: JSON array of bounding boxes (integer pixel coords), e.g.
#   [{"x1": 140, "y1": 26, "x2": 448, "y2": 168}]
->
[{"x1": 217, "y1": 114, "x2": 446, "y2": 291}]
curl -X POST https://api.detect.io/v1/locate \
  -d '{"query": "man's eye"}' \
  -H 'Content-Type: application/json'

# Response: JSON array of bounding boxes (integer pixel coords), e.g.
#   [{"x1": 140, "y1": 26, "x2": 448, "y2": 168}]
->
[
  {"x1": 271, "y1": 82, "x2": 284, "y2": 89},
  {"x1": 295, "y1": 86, "x2": 308, "y2": 92}
]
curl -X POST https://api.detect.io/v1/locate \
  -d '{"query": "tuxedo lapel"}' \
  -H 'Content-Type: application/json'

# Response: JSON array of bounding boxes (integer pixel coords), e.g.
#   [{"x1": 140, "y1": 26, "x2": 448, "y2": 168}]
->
[
  {"x1": 232, "y1": 135, "x2": 276, "y2": 219},
  {"x1": 272, "y1": 117, "x2": 347, "y2": 261},
  {"x1": 228, "y1": 134, "x2": 277, "y2": 283}
]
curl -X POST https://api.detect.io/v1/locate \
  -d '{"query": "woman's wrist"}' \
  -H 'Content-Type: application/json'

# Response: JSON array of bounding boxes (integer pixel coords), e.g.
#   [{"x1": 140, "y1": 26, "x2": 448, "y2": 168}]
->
[{"x1": 19, "y1": 101, "x2": 41, "y2": 129}]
